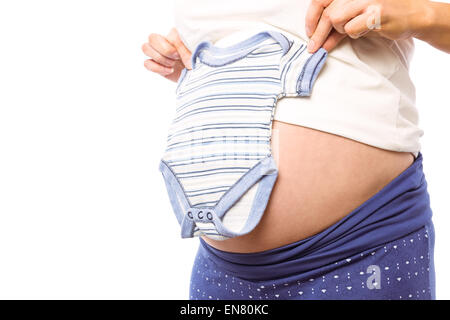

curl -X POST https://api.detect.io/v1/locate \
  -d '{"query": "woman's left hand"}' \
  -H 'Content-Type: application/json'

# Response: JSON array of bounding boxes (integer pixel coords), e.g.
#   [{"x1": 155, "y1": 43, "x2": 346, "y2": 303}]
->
[{"x1": 305, "y1": 0, "x2": 431, "y2": 53}]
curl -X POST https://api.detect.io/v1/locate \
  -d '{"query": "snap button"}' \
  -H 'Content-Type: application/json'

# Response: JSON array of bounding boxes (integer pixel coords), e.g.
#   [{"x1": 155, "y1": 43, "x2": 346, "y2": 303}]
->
[
  {"x1": 206, "y1": 212, "x2": 213, "y2": 220},
  {"x1": 187, "y1": 211, "x2": 193, "y2": 219},
  {"x1": 197, "y1": 211, "x2": 204, "y2": 219}
]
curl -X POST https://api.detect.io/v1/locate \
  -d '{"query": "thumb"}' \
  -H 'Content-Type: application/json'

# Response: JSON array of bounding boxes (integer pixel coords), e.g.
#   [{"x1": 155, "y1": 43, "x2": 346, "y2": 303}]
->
[
  {"x1": 167, "y1": 28, "x2": 193, "y2": 70},
  {"x1": 322, "y1": 30, "x2": 347, "y2": 52}
]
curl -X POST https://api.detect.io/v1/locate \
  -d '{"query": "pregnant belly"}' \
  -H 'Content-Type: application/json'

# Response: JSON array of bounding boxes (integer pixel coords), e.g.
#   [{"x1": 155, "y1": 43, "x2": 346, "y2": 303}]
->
[{"x1": 202, "y1": 120, "x2": 415, "y2": 253}]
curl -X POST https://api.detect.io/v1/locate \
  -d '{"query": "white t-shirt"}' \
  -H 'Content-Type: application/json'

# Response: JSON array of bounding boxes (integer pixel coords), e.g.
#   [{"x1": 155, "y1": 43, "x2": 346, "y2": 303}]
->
[{"x1": 174, "y1": 0, "x2": 422, "y2": 156}]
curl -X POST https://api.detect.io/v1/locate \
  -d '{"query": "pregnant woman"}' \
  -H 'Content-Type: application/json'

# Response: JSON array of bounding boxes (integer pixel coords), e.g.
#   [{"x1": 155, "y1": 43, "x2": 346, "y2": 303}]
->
[{"x1": 143, "y1": 0, "x2": 450, "y2": 300}]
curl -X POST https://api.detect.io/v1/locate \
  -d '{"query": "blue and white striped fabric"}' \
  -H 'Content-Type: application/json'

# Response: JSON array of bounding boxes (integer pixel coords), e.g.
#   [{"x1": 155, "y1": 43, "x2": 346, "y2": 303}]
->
[{"x1": 159, "y1": 30, "x2": 327, "y2": 240}]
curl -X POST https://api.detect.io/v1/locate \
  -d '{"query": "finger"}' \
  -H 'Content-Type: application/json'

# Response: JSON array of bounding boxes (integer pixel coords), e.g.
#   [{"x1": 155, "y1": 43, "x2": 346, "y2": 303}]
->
[
  {"x1": 305, "y1": 0, "x2": 334, "y2": 38},
  {"x1": 326, "y1": 0, "x2": 367, "y2": 34},
  {"x1": 147, "y1": 33, "x2": 181, "y2": 60},
  {"x1": 308, "y1": 13, "x2": 333, "y2": 53},
  {"x1": 144, "y1": 59, "x2": 174, "y2": 76},
  {"x1": 322, "y1": 30, "x2": 347, "y2": 51},
  {"x1": 344, "y1": 11, "x2": 374, "y2": 39},
  {"x1": 163, "y1": 61, "x2": 186, "y2": 83},
  {"x1": 141, "y1": 43, "x2": 177, "y2": 68},
  {"x1": 167, "y1": 28, "x2": 193, "y2": 70}
]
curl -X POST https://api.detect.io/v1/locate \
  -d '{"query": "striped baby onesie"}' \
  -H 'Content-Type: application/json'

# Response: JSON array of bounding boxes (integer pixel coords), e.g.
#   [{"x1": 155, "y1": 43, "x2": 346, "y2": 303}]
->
[{"x1": 159, "y1": 30, "x2": 327, "y2": 240}]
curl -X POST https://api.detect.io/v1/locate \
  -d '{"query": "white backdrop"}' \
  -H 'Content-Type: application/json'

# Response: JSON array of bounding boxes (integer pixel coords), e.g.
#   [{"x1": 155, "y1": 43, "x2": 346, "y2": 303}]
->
[{"x1": 0, "y1": 1, "x2": 448, "y2": 299}]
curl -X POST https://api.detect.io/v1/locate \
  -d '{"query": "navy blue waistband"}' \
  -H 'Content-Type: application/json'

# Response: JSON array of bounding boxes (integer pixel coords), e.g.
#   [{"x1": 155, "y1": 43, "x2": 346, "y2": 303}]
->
[{"x1": 199, "y1": 152, "x2": 433, "y2": 280}]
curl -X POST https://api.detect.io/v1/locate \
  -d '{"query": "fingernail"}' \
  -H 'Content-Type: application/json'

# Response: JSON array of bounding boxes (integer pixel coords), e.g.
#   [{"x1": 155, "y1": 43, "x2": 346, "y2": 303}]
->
[
  {"x1": 171, "y1": 52, "x2": 181, "y2": 59},
  {"x1": 164, "y1": 68, "x2": 174, "y2": 74},
  {"x1": 307, "y1": 39, "x2": 315, "y2": 53}
]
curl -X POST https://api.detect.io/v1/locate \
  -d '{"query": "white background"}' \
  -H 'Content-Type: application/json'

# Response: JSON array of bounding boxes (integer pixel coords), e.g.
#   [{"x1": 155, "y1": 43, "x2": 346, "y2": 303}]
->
[{"x1": 0, "y1": 1, "x2": 448, "y2": 299}]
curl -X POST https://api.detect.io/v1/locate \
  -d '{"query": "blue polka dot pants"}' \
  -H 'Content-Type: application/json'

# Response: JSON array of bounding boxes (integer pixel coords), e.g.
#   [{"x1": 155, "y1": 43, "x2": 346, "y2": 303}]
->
[{"x1": 190, "y1": 224, "x2": 435, "y2": 300}]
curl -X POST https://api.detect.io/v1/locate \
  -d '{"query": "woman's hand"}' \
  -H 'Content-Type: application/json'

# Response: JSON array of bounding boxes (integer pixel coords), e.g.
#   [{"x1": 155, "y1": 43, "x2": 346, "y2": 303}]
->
[
  {"x1": 142, "y1": 28, "x2": 192, "y2": 82},
  {"x1": 305, "y1": 0, "x2": 439, "y2": 53}
]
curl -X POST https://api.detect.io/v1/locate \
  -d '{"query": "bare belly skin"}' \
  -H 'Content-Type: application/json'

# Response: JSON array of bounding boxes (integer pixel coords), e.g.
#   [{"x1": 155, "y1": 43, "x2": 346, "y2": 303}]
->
[{"x1": 202, "y1": 120, "x2": 414, "y2": 253}]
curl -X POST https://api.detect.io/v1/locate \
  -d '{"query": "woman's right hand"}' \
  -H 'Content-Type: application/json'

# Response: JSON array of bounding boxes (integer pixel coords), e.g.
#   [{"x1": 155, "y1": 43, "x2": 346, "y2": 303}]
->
[{"x1": 142, "y1": 28, "x2": 192, "y2": 82}]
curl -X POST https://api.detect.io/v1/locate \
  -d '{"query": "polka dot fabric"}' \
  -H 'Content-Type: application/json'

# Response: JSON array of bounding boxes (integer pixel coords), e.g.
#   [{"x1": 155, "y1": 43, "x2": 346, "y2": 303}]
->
[{"x1": 190, "y1": 224, "x2": 435, "y2": 300}]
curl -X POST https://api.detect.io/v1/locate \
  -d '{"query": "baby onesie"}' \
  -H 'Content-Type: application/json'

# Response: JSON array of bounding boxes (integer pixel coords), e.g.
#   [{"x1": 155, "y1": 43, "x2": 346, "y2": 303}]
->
[{"x1": 159, "y1": 30, "x2": 327, "y2": 240}]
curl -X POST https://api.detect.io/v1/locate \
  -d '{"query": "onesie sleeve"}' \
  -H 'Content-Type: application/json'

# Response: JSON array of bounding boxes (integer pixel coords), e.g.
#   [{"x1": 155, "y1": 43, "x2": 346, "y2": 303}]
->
[{"x1": 280, "y1": 40, "x2": 328, "y2": 97}]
